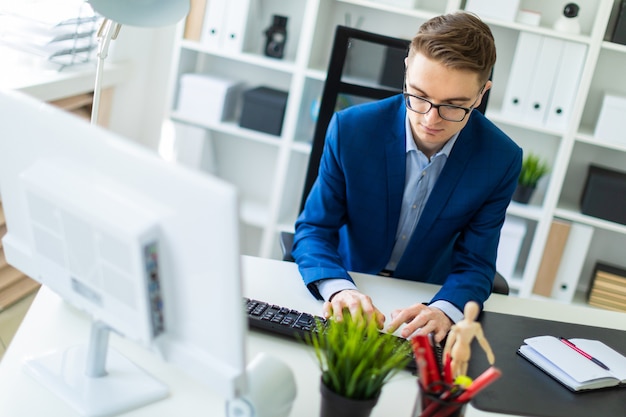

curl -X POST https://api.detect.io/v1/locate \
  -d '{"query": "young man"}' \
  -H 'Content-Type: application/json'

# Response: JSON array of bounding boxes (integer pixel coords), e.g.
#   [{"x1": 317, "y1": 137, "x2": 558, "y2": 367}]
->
[{"x1": 292, "y1": 12, "x2": 522, "y2": 342}]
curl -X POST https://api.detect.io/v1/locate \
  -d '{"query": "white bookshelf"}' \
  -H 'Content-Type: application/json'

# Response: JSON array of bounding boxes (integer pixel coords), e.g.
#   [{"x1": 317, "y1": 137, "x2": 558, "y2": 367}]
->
[{"x1": 164, "y1": 0, "x2": 626, "y2": 306}]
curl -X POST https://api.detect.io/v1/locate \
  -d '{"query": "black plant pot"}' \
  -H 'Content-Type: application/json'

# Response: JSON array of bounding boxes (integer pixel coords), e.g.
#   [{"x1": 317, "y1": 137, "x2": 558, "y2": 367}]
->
[
  {"x1": 319, "y1": 380, "x2": 379, "y2": 417},
  {"x1": 511, "y1": 184, "x2": 535, "y2": 204}
]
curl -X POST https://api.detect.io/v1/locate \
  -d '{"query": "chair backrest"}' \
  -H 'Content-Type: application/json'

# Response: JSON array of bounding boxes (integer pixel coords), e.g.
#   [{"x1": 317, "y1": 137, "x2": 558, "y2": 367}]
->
[{"x1": 300, "y1": 25, "x2": 490, "y2": 212}]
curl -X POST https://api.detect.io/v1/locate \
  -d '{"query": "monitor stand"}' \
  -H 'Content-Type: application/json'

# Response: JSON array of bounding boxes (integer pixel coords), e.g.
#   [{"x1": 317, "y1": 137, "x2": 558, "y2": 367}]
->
[{"x1": 23, "y1": 321, "x2": 168, "y2": 417}]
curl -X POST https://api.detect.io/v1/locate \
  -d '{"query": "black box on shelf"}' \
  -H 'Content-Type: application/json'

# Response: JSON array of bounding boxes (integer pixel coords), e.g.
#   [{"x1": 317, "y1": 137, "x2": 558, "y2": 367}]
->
[
  {"x1": 239, "y1": 86, "x2": 288, "y2": 136},
  {"x1": 587, "y1": 262, "x2": 626, "y2": 313},
  {"x1": 612, "y1": 0, "x2": 626, "y2": 45},
  {"x1": 580, "y1": 164, "x2": 626, "y2": 225}
]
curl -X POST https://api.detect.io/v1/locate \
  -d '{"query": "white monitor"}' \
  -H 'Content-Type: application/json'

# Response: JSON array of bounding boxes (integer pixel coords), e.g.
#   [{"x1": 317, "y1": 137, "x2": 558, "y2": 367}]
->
[{"x1": 0, "y1": 90, "x2": 249, "y2": 416}]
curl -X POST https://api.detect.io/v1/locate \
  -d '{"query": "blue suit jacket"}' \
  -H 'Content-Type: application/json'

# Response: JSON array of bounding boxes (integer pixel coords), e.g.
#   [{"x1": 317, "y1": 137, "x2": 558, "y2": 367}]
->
[{"x1": 292, "y1": 94, "x2": 522, "y2": 311}]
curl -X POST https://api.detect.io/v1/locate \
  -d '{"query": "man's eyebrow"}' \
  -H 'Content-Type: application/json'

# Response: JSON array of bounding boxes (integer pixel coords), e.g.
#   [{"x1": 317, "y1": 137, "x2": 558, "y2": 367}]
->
[{"x1": 407, "y1": 82, "x2": 473, "y2": 103}]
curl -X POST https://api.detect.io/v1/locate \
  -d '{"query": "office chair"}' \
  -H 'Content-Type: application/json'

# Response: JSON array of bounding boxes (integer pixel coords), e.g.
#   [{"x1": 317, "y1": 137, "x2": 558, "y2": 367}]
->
[{"x1": 280, "y1": 25, "x2": 508, "y2": 296}]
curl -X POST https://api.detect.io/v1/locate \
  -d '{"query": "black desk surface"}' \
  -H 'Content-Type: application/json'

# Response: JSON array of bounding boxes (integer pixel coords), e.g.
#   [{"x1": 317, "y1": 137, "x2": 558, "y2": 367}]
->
[{"x1": 467, "y1": 311, "x2": 626, "y2": 417}]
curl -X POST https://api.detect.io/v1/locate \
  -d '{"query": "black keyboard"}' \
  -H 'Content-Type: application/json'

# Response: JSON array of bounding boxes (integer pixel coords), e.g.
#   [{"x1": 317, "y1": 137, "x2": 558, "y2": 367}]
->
[{"x1": 244, "y1": 297, "x2": 423, "y2": 373}]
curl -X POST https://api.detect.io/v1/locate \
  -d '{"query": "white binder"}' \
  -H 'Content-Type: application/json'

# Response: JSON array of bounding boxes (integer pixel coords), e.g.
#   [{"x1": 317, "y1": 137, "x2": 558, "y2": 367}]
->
[
  {"x1": 544, "y1": 41, "x2": 587, "y2": 130},
  {"x1": 222, "y1": 0, "x2": 250, "y2": 53},
  {"x1": 550, "y1": 222, "x2": 594, "y2": 302},
  {"x1": 522, "y1": 36, "x2": 564, "y2": 126},
  {"x1": 201, "y1": 0, "x2": 228, "y2": 50},
  {"x1": 501, "y1": 33, "x2": 542, "y2": 119}
]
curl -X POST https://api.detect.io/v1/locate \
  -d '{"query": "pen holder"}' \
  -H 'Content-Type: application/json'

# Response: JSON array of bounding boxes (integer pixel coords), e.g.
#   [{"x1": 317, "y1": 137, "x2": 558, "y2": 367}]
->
[{"x1": 411, "y1": 382, "x2": 468, "y2": 417}]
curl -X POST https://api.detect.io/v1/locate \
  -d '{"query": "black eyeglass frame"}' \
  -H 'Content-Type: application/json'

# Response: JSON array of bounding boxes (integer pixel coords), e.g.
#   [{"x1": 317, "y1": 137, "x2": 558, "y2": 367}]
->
[{"x1": 402, "y1": 84, "x2": 486, "y2": 123}]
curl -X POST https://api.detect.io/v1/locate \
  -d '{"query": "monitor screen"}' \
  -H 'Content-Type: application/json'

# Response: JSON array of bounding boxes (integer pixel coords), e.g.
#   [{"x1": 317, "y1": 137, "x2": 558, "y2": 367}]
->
[{"x1": 0, "y1": 90, "x2": 248, "y2": 416}]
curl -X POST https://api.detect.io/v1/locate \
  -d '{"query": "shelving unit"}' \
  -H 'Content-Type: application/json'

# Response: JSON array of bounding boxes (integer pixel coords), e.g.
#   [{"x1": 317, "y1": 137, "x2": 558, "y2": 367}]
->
[{"x1": 165, "y1": 0, "x2": 626, "y2": 306}]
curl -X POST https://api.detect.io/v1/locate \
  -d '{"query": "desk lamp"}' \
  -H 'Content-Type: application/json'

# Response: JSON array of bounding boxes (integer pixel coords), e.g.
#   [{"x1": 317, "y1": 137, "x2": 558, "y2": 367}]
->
[{"x1": 87, "y1": 0, "x2": 189, "y2": 126}]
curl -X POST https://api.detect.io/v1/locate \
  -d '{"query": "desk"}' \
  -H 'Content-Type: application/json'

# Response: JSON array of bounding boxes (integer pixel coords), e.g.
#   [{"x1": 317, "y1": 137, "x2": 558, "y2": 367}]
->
[{"x1": 1, "y1": 255, "x2": 625, "y2": 416}]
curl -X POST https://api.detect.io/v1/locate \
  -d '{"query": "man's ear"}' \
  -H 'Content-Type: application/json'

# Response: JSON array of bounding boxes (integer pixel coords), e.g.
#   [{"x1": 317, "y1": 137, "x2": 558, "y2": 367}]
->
[
  {"x1": 475, "y1": 80, "x2": 492, "y2": 108},
  {"x1": 482, "y1": 80, "x2": 493, "y2": 94}
]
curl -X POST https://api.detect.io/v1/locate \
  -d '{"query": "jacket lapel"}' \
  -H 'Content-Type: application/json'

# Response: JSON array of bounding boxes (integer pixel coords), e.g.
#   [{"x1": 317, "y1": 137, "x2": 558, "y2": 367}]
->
[{"x1": 384, "y1": 101, "x2": 408, "y2": 250}]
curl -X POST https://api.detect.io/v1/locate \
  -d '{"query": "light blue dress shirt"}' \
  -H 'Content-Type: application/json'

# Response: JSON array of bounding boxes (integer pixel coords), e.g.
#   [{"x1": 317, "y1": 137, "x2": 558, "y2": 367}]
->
[{"x1": 316, "y1": 114, "x2": 464, "y2": 323}]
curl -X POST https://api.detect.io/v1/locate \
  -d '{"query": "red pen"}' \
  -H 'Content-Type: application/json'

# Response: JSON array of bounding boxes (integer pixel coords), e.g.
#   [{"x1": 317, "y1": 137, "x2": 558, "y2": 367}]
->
[
  {"x1": 443, "y1": 353, "x2": 453, "y2": 385},
  {"x1": 559, "y1": 337, "x2": 610, "y2": 370},
  {"x1": 411, "y1": 335, "x2": 443, "y2": 392}
]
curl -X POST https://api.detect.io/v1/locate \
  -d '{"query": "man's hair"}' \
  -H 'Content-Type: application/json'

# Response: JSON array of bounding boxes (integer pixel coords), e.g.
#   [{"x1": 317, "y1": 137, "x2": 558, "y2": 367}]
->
[{"x1": 408, "y1": 12, "x2": 496, "y2": 86}]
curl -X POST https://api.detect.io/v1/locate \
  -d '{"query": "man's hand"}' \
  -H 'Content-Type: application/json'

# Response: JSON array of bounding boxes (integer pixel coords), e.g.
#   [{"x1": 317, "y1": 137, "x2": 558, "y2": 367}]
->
[
  {"x1": 323, "y1": 289, "x2": 385, "y2": 329},
  {"x1": 386, "y1": 303, "x2": 453, "y2": 343}
]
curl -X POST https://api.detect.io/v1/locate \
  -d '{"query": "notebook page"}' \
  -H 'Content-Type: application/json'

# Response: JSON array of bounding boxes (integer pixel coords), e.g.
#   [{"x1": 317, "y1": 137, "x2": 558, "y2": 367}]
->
[
  {"x1": 572, "y1": 338, "x2": 626, "y2": 382},
  {"x1": 524, "y1": 336, "x2": 614, "y2": 383}
]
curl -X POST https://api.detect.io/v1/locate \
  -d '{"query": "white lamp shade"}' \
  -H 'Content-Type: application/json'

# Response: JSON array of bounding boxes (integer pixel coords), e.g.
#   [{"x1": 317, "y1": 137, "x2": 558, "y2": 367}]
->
[{"x1": 88, "y1": 0, "x2": 189, "y2": 27}]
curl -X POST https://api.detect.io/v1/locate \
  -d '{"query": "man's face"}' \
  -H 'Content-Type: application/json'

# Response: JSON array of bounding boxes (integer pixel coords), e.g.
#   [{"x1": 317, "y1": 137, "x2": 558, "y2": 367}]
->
[{"x1": 404, "y1": 52, "x2": 491, "y2": 155}]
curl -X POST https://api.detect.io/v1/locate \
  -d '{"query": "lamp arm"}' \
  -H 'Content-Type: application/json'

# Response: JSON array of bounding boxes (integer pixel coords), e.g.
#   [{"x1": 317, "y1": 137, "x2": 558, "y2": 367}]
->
[{"x1": 91, "y1": 19, "x2": 122, "y2": 126}]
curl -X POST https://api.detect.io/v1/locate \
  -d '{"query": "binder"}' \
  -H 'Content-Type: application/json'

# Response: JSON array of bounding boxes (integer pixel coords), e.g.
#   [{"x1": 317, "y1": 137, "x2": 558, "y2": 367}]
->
[
  {"x1": 222, "y1": 0, "x2": 250, "y2": 53},
  {"x1": 201, "y1": 0, "x2": 228, "y2": 50},
  {"x1": 532, "y1": 219, "x2": 571, "y2": 297},
  {"x1": 545, "y1": 41, "x2": 587, "y2": 130},
  {"x1": 501, "y1": 33, "x2": 542, "y2": 118},
  {"x1": 550, "y1": 222, "x2": 593, "y2": 302},
  {"x1": 522, "y1": 36, "x2": 564, "y2": 126},
  {"x1": 183, "y1": 0, "x2": 207, "y2": 41}
]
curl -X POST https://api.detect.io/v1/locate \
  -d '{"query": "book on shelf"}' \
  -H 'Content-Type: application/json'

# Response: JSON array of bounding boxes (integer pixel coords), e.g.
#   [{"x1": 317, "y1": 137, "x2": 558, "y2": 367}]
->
[
  {"x1": 518, "y1": 335, "x2": 626, "y2": 392},
  {"x1": 532, "y1": 219, "x2": 571, "y2": 297},
  {"x1": 588, "y1": 263, "x2": 626, "y2": 313}
]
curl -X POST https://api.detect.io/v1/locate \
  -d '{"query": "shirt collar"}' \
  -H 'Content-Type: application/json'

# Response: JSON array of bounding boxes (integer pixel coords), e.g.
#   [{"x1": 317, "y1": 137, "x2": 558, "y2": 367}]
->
[{"x1": 404, "y1": 113, "x2": 459, "y2": 157}]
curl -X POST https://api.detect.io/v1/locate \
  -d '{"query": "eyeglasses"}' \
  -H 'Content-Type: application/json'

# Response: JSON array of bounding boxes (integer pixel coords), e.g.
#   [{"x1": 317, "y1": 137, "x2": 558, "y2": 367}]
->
[{"x1": 402, "y1": 86, "x2": 484, "y2": 123}]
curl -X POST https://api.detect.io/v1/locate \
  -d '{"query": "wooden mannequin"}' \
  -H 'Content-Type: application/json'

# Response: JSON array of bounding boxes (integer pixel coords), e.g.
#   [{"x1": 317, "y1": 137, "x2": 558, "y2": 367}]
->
[{"x1": 443, "y1": 301, "x2": 495, "y2": 378}]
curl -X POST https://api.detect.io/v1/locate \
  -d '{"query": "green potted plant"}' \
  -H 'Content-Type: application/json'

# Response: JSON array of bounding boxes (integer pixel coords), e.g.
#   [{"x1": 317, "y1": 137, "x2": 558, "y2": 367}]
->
[
  {"x1": 306, "y1": 311, "x2": 412, "y2": 417},
  {"x1": 512, "y1": 152, "x2": 550, "y2": 204}
]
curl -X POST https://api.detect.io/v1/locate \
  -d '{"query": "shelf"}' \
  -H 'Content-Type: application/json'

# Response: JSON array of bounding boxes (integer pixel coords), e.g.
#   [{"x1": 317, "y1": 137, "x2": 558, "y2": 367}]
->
[
  {"x1": 554, "y1": 203, "x2": 626, "y2": 234},
  {"x1": 180, "y1": 40, "x2": 297, "y2": 73},
  {"x1": 171, "y1": 112, "x2": 284, "y2": 148},
  {"x1": 337, "y1": 0, "x2": 443, "y2": 20},
  {"x1": 506, "y1": 201, "x2": 544, "y2": 222},
  {"x1": 575, "y1": 128, "x2": 626, "y2": 152},
  {"x1": 487, "y1": 110, "x2": 566, "y2": 137},
  {"x1": 601, "y1": 40, "x2": 626, "y2": 52},
  {"x1": 305, "y1": 68, "x2": 328, "y2": 80},
  {"x1": 475, "y1": 16, "x2": 594, "y2": 44}
]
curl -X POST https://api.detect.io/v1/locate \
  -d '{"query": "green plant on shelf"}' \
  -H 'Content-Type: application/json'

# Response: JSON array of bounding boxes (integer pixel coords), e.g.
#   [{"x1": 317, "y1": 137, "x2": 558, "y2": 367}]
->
[{"x1": 518, "y1": 152, "x2": 550, "y2": 188}]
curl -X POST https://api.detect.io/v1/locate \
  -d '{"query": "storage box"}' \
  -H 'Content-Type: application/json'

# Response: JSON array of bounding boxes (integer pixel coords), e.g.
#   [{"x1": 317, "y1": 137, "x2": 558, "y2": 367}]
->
[
  {"x1": 580, "y1": 164, "x2": 626, "y2": 225},
  {"x1": 465, "y1": 0, "x2": 521, "y2": 22},
  {"x1": 239, "y1": 86, "x2": 288, "y2": 136},
  {"x1": 378, "y1": 0, "x2": 417, "y2": 9},
  {"x1": 587, "y1": 262, "x2": 626, "y2": 312},
  {"x1": 594, "y1": 93, "x2": 626, "y2": 145},
  {"x1": 176, "y1": 73, "x2": 243, "y2": 124},
  {"x1": 496, "y1": 216, "x2": 527, "y2": 279}
]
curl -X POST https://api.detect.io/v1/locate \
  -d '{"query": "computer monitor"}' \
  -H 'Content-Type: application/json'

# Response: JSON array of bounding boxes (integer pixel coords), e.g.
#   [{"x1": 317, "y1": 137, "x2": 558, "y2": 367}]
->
[{"x1": 0, "y1": 90, "x2": 248, "y2": 416}]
